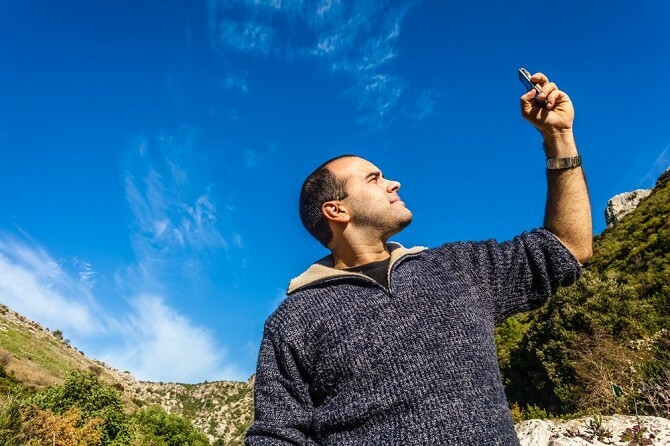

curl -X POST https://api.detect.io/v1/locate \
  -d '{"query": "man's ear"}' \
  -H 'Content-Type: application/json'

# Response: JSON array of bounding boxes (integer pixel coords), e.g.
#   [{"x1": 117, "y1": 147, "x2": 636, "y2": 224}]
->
[{"x1": 322, "y1": 200, "x2": 350, "y2": 223}]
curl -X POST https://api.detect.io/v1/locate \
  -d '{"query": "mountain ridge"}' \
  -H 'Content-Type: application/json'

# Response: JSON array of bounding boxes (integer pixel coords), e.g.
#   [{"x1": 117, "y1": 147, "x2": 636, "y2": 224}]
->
[{"x1": 0, "y1": 303, "x2": 254, "y2": 444}]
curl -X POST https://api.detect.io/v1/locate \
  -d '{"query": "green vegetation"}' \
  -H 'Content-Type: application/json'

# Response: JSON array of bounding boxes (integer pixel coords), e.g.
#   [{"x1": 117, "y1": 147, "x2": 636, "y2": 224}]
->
[
  {"x1": 1, "y1": 303, "x2": 254, "y2": 445},
  {"x1": 498, "y1": 172, "x2": 670, "y2": 419},
  {"x1": 0, "y1": 371, "x2": 215, "y2": 445},
  {"x1": 133, "y1": 405, "x2": 209, "y2": 446},
  {"x1": 1, "y1": 324, "x2": 74, "y2": 379}
]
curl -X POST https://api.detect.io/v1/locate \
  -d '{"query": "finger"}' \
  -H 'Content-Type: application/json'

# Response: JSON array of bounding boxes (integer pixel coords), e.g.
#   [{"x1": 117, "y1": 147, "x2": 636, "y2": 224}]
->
[
  {"x1": 531, "y1": 72, "x2": 549, "y2": 86},
  {"x1": 538, "y1": 82, "x2": 557, "y2": 102},
  {"x1": 520, "y1": 91, "x2": 543, "y2": 116},
  {"x1": 520, "y1": 89, "x2": 538, "y2": 103},
  {"x1": 548, "y1": 90, "x2": 571, "y2": 109},
  {"x1": 545, "y1": 88, "x2": 562, "y2": 109}
]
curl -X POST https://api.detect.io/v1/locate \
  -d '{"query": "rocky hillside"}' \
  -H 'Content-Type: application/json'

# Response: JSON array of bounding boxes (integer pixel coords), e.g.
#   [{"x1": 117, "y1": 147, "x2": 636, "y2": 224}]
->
[
  {"x1": 498, "y1": 167, "x2": 670, "y2": 418},
  {"x1": 0, "y1": 303, "x2": 253, "y2": 445}
]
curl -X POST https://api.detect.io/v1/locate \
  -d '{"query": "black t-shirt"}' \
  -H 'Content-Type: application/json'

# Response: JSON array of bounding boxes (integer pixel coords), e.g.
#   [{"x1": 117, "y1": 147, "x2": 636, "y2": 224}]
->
[{"x1": 343, "y1": 257, "x2": 391, "y2": 289}]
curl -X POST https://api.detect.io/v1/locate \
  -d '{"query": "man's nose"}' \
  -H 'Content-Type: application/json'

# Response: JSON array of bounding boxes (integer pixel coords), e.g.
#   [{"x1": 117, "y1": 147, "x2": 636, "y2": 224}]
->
[{"x1": 386, "y1": 180, "x2": 400, "y2": 192}]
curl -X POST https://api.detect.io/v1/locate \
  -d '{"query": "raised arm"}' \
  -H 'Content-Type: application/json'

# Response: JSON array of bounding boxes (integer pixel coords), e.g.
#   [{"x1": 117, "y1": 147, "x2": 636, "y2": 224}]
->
[{"x1": 520, "y1": 72, "x2": 593, "y2": 264}]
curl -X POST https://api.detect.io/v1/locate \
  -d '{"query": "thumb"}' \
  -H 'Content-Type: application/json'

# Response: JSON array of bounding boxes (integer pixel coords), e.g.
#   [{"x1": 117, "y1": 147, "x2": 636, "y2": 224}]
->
[{"x1": 520, "y1": 90, "x2": 538, "y2": 115}]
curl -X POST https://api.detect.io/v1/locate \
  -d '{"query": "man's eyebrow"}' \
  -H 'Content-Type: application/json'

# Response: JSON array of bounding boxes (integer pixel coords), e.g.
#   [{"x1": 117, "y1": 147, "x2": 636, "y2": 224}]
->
[{"x1": 365, "y1": 170, "x2": 381, "y2": 180}]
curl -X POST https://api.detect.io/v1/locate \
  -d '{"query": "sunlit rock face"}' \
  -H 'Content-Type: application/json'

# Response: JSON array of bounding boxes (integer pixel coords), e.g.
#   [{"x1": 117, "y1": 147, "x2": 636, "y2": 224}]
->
[
  {"x1": 516, "y1": 415, "x2": 670, "y2": 446},
  {"x1": 605, "y1": 189, "x2": 652, "y2": 227}
]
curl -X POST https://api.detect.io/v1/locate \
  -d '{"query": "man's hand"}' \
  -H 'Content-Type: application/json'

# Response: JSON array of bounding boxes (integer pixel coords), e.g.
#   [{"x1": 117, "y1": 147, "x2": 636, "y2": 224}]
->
[{"x1": 520, "y1": 72, "x2": 574, "y2": 138}]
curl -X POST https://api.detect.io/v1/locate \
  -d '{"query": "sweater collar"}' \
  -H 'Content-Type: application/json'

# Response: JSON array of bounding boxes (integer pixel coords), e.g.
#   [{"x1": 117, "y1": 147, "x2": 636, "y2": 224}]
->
[{"x1": 287, "y1": 242, "x2": 427, "y2": 294}]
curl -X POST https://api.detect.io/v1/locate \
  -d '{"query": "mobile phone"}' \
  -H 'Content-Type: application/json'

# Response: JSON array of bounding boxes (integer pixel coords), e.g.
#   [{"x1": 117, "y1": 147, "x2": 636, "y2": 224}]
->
[{"x1": 518, "y1": 68, "x2": 545, "y2": 106}]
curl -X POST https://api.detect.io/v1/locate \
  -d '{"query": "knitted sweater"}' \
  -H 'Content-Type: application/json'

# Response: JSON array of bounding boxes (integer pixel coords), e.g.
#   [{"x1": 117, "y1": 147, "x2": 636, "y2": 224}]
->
[{"x1": 245, "y1": 229, "x2": 582, "y2": 445}]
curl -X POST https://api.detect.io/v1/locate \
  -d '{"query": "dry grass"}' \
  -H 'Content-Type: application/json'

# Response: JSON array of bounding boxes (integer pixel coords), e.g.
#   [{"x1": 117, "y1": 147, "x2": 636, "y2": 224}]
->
[{"x1": 2, "y1": 350, "x2": 62, "y2": 389}]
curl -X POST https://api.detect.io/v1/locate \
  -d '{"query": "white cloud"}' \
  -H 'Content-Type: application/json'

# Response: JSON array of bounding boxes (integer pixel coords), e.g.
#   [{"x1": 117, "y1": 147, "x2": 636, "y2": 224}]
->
[
  {"x1": 640, "y1": 144, "x2": 670, "y2": 186},
  {"x1": 408, "y1": 89, "x2": 439, "y2": 122},
  {"x1": 124, "y1": 135, "x2": 229, "y2": 284},
  {"x1": 242, "y1": 142, "x2": 277, "y2": 169},
  {"x1": 316, "y1": 0, "x2": 336, "y2": 17},
  {"x1": 233, "y1": 233, "x2": 243, "y2": 248},
  {"x1": 0, "y1": 233, "x2": 238, "y2": 383},
  {"x1": 0, "y1": 236, "x2": 102, "y2": 336},
  {"x1": 216, "y1": 19, "x2": 275, "y2": 55},
  {"x1": 76, "y1": 259, "x2": 98, "y2": 289},
  {"x1": 223, "y1": 73, "x2": 249, "y2": 93},
  {"x1": 101, "y1": 295, "x2": 239, "y2": 382},
  {"x1": 244, "y1": 149, "x2": 261, "y2": 168},
  {"x1": 207, "y1": 0, "x2": 429, "y2": 127}
]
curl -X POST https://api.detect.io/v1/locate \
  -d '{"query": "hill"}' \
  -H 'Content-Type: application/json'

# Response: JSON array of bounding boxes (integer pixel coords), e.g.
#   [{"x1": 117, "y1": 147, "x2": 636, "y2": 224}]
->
[
  {"x1": 0, "y1": 303, "x2": 253, "y2": 445},
  {"x1": 498, "y1": 169, "x2": 670, "y2": 418}
]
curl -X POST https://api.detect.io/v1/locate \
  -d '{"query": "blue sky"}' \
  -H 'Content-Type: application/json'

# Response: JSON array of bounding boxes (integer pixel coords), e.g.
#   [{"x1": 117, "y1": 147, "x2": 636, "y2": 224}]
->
[{"x1": 1, "y1": 1, "x2": 669, "y2": 383}]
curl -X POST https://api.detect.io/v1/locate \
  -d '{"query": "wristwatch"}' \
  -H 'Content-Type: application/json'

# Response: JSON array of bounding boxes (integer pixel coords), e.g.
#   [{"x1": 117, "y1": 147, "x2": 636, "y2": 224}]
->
[{"x1": 546, "y1": 155, "x2": 582, "y2": 170}]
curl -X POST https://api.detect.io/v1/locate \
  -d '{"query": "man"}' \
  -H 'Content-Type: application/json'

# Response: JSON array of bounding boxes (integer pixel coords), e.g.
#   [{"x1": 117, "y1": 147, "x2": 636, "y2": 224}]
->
[{"x1": 245, "y1": 72, "x2": 592, "y2": 445}]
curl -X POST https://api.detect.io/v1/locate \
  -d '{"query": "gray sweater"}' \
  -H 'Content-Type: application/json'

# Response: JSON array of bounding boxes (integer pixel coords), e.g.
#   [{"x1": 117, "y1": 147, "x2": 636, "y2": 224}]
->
[{"x1": 246, "y1": 229, "x2": 581, "y2": 445}]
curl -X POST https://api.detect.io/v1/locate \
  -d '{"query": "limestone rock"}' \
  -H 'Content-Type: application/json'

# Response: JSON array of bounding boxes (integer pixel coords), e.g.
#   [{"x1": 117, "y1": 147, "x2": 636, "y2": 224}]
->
[
  {"x1": 605, "y1": 189, "x2": 652, "y2": 227},
  {"x1": 516, "y1": 415, "x2": 670, "y2": 446}
]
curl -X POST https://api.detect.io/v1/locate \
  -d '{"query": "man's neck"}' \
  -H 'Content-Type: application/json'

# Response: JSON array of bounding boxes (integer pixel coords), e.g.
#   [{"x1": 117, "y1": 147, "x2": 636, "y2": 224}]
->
[{"x1": 330, "y1": 240, "x2": 390, "y2": 269}]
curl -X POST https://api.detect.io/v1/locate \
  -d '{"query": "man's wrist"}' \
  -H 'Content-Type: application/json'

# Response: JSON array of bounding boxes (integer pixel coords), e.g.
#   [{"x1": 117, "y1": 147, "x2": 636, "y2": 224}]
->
[{"x1": 542, "y1": 129, "x2": 577, "y2": 159}]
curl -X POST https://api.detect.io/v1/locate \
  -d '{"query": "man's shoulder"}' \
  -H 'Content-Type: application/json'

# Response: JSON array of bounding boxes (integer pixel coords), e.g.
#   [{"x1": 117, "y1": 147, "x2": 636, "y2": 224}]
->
[{"x1": 263, "y1": 284, "x2": 334, "y2": 337}]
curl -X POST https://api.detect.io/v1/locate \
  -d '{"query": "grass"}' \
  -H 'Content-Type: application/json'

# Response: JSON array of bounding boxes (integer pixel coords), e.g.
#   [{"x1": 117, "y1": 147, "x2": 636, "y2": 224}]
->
[{"x1": 0, "y1": 314, "x2": 91, "y2": 388}]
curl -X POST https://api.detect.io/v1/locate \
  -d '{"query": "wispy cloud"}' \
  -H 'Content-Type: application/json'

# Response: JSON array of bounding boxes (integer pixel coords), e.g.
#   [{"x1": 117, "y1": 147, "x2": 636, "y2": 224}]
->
[
  {"x1": 222, "y1": 72, "x2": 249, "y2": 93},
  {"x1": 118, "y1": 130, "x2": 242, "y2": 381},
  {"x1": 0, "y1": 235, "x2": 103, "y2": 336},
  {"x1": 243, "y1": 149, "x2": 261, "y2": 168},
  {"x1": 0, "y1": 233, "x2": 239, "y2": 383},
  {"x1": 208, "y1": 0, "x2": 435, "y2": 127},
  {"x1": 408, "y1": 89, "x2": 439, "y2": 122},
  {"x1": 124, "y1": 133, "x2": 229, "y2": 284},
  {"x1": 74, "y1": 258, "x2": 98, "y2": 289},
  {"x1": 101, "y1": 294, "x2": 238, "y2": 382},
  {"x1": 216, "y1": 19, "x2": 276, "y2": 55},
  {"x1": 640, "y1": 144, "x2": 670, "y2": 186},
  {"x1": 243, "y1": 142, "x2": 277, "y2": 169}
]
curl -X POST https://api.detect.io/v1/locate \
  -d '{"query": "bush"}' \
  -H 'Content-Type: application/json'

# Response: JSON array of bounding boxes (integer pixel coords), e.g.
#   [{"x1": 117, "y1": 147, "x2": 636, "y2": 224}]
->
[
  {"x1": 502, "y1": 272, "x2": 663, "y2": 415},
  {"x1": 0, "y1": 397, "x2": 22, "y2": 446},
  {"x1": 131, "y1": 405, "x2": 209, "y2": 446},
  {"x1": 31, "y1": 372, "x2": 130, "y2": 445},
  {"x1": 19, "y1": 405, "x2": 103, "y2": 446}
]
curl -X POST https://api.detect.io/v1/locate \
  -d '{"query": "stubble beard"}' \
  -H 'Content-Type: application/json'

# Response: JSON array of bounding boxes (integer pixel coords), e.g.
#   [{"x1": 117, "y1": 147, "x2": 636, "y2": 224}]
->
[{"x1": 351, "y1": 200, "x2": 413, "y2": 241}]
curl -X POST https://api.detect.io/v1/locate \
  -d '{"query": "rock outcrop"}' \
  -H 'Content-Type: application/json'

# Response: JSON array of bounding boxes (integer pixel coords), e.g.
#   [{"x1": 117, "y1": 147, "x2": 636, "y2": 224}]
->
[
  {"x1": 516, "y1": 415, "x2": 670, "y2": 446},
  {"x1": 605, "y1": 189, "x2": 652, "y2": 227}
]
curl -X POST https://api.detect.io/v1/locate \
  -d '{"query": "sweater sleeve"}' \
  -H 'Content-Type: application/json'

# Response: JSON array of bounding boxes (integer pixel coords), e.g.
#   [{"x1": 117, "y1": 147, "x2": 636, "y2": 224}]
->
[
  {"x1": 460, "y1": 228, "x2": 582, "y2": 322},
  {"x1": 245, "y1": 325, "x2": 316, "y2": 446}
]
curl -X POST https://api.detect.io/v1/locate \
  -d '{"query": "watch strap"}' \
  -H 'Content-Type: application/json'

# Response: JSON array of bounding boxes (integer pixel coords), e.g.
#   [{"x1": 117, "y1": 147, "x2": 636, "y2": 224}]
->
[{"x1": 546, "y1": 155, "x2": 582, "y2": 170}]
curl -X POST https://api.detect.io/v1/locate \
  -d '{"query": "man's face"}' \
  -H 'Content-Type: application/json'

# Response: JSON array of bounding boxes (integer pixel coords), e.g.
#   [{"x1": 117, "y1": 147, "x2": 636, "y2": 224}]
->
[{"x1": 327, "y1": 156, "x2": 413, "y2": 240}]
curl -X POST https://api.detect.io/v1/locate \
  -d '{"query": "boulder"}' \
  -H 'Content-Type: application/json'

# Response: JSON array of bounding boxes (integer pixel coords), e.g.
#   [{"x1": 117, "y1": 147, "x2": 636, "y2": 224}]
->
[
  {"x1": 605, "y1": 189, "x2": 652, "y2": 227},
  {"x1": 516, "y1": 415, "x2": 670, "y2": 446}
]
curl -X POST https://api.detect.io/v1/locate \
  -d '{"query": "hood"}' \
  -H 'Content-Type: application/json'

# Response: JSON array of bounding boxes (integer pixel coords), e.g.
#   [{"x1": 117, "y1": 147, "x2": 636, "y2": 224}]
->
[{"x1": 287, "y1": 242, "x2": 427, "y2": 294}]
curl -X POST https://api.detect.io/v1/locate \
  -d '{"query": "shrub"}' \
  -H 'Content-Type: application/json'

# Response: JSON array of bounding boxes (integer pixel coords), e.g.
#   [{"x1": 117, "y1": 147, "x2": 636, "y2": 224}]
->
[
  {"x1": 30, "y1": 372, "x2": 130, "y2": 445},
  {"x1": 131, "y1": 405, "x2": 209, "y2": 446},
  {"x1": 19, "y1": 405, "x2": 103, "y2": 446},
  {"x1": 0, "y1": 396, "x2": 22, "y2": 446}
]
